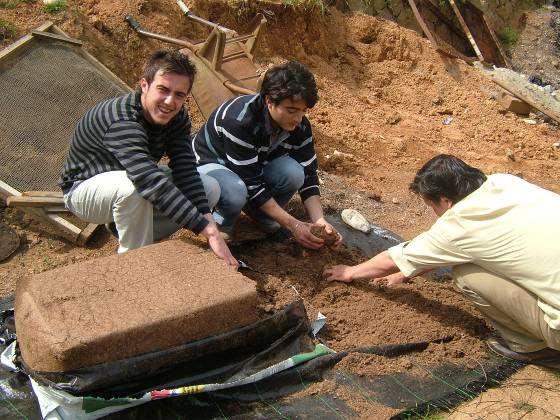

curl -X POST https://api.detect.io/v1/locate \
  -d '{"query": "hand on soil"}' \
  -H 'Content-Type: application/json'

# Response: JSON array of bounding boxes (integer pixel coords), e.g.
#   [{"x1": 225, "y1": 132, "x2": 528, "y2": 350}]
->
[
  {"x1": 372, "y1": 272, "x2": 408, "y2": 287},
  {"x1": 202, "y1": 215, "x2": 239, "y2": 268},
  {"x1": 323, "y1": 265, "x2": 354, "y2": 283}
]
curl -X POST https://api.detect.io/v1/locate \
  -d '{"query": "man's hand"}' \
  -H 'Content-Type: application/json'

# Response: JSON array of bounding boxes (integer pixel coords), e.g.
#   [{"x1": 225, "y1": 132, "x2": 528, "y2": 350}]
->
[
  {"x1": 201, "y1": 215, "x2": 238, "y2": 268},
  {"x1": 323, "y1": 265, "x2": 355, "y2": 283},
  {"x1": 314, "y1": 217, "x2": 343, "y2": 246},
  {"x1": 290, "y1": 221, "x2": 325, "y2": 249},
  {"x1": 372, "y1": 272, "x2": 408, "y2": 287}
]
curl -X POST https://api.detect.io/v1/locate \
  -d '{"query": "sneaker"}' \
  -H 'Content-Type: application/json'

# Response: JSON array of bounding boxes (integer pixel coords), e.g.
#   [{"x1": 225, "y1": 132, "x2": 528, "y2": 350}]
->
[
  {"x1": 105, "y1": 222, "x2": 118, "y2": 238},
  {"x1": 258, "y1": 220, "x2": 282, "y2": 234},
  {"x1": 267, "y1": 226, "x2": 293, "y2": 242},
  {"x1": 487, "y1": 336, "x2": 560, "y2": 368}
]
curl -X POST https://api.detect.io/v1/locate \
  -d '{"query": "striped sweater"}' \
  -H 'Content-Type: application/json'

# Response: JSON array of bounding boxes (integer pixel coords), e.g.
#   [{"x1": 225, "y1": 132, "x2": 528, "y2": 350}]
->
[
  {"x1": 193, "y1": 94, "x2": 320, "y2": 208},
  {"x1": 59, "y1": 91, "x2": 209, "y2": 233}
]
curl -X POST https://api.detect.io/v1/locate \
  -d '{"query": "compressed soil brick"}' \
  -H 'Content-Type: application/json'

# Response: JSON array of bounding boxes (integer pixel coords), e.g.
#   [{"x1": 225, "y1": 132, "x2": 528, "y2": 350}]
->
[{"x1": 15, "y1": 240, "x2": 259, "y2": 372}]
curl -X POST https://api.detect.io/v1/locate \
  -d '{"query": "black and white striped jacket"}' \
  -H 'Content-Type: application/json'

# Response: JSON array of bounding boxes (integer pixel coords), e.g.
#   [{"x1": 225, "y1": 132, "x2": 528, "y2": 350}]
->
[
  {"x1": 193, "y1": 94, "x2": 320, "y2": 208},
  {"x1": 59, "y1": 91, "x2": 209, "y2": 233}
]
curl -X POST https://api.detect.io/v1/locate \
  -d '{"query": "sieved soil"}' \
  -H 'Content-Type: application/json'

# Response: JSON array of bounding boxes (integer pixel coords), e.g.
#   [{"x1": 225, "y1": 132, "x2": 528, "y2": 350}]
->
[{"x1": 15, "y1": 240, "x2": 259, "y2": 372}]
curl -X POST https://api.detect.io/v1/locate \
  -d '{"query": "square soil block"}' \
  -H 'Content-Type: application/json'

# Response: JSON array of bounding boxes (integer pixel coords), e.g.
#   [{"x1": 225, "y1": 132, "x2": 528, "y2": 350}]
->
[{"x1": 15, "y1": 240, "x2": 259, "y2": 372}]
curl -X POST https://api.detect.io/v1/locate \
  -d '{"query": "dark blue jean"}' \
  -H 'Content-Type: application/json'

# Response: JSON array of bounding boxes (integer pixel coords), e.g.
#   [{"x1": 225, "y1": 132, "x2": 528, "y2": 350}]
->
[{"x1": 198, "y1": 155, "x2": 305, "y2": 234}]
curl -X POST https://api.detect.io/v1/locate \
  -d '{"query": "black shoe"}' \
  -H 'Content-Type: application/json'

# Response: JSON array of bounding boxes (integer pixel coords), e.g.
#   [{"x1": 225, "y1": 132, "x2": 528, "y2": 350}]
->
[
  {"x1": 487, "y1": 336, "x2": 560, "y2": 368},
  {"x1": 267, "y1": 227, "x2": 293, "y2": 242},
  {"x1": 105, "y1": 222, "x2": 118, "y2": 238}
]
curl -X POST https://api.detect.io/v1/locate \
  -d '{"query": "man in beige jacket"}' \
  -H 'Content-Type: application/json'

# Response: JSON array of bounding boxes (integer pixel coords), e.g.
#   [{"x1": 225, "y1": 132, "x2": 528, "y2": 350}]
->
[{"x1": 325, "y1": 154, "x2": 560, "y2": 366}]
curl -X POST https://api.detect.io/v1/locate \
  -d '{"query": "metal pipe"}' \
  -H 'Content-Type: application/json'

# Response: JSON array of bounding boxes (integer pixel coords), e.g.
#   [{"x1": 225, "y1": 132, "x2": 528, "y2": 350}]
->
[
  {"x1": 176, "y1": 0, "x2": 236, "y2": 35},
  {"x1": 124, "y1": 14, "x2": 196, "y2": 51}
]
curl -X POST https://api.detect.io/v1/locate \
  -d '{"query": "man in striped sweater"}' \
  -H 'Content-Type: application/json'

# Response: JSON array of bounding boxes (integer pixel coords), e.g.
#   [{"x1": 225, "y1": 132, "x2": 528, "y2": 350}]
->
[
  {"x1": 193, "y1": 61, "x2": 340, "y2": 249},
  {"x1": 59, "y1": 50, "x2": 237, "y2": 266}
]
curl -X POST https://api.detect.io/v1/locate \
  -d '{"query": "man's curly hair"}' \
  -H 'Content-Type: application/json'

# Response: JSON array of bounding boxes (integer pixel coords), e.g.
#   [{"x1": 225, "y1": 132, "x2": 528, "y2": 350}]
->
[{"x1": 260, "y1": 61, "x2": 318, "y2": 108}]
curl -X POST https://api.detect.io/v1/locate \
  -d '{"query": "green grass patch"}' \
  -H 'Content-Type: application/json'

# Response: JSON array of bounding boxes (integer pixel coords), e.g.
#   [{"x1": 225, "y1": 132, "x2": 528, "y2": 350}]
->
[
  {"x1": 438, "y1": 0, "x2": 465, "y2": 8},
  {"x1": 43, "y1": 0, "x2": 66, "y2": 13},
  {"x1": 282, "y1": 0, "x2": 327, "y2": 13},
  {"x1": 498, "y1": 26, "x2": 519, "y2": 51},
  {"x1": 0, "y1": 18, "x2": 16, "y2": 40},
  {"x1": 0, "y1": 0, "x2": 21, "y2": 9},
  {"x1": 513, "y1": 401, "x2": 536, "y2": 413}
]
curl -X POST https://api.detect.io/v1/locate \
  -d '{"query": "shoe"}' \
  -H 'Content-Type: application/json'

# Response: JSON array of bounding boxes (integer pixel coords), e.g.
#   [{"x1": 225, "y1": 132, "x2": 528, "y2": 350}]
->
[
  {"x1": 267, "y1": 227, "x2": 292, "y2": 242},
  {"x1": 259, "y1": 220, "x2": 282, "y2": 234},
  {"x1": 105, "y1": 222, "x2": 118, "y2": 238},
  {"x1": 487, "y1": 336, "x2": 560, "y2": 368}
]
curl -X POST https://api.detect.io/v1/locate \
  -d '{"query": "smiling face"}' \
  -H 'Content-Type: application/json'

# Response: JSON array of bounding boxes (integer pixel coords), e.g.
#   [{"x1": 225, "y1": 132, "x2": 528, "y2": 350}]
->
[
  {"x1": 140, "y1": 70, "x2": 191, "y2": 125},
  {"x1": 266, "y1": 96, "x2": 308, "y2": 132}
]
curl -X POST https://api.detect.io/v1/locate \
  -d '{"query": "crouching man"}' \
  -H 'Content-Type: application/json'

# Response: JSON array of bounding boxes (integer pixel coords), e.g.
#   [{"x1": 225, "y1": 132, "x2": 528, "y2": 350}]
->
[
  {"x1": 324, "y1": 154, "x2": 560, "y2": 366},
  {"x1": 59, "y1": 50, "x2": 237, "y2": 266},
  {"x1": 193, "y1": 61, "x2": 340, "y2": 249}
]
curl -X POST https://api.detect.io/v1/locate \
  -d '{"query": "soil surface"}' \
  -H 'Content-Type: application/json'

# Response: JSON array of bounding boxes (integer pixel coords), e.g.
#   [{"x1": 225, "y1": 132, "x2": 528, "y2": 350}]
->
[
  {"x1": 1, "y1": 0, "x2": 560, "y2": 417},
  {"x1": 511, "y1": 3, "x2": 560, "y2": 89}
]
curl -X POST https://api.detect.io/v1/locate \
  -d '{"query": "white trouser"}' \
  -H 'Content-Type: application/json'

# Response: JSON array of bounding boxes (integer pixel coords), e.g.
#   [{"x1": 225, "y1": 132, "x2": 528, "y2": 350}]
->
[{"x1": 64, "y1": 169, "x2": 219, "y2": 253}]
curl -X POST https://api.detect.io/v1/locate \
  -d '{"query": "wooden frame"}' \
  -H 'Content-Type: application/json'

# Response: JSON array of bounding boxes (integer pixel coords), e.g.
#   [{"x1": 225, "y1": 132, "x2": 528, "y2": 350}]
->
[
  {"x1": 0, "y1": 22, "x2": 130, "y2": 245},
  {"x1": 125, "y1": 13, "x2": 266, "y2": 118},
  {"x1": 407, "y1": 0, "x2": 477, "y2": 63},
  {"x1": 449, "y1": 0, "x2": 510, "y2": 68},
  {"x1": 407, "y1": 0, "x2": 509, "y2": 67}
]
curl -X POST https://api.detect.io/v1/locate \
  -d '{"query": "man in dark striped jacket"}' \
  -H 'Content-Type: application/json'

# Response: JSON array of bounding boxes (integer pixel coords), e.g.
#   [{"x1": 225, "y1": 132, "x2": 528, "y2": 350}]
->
[
  {"x1": 59, "y1": 50, "x2": 237, "y2": 265},
  {"x1": 194, "y1": 61, "x2": 339, "y2": 249}
]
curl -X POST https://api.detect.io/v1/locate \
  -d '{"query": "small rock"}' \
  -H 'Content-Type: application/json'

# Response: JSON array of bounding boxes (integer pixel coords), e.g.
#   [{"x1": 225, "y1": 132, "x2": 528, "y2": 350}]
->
[
  {"x1": 553, "y1": 142, "x2": 560, "y2": 151},
  {"x1": 341, "y1": 209, "x2": 370, "y2": 233},
  {"x1": 386, "y1": 114, "x2": 402, "y2": 125},
  {"x1": 443, "y1": 115, "x2": 454, "y2": 125},
  {"x1": 521, "y1": 118, "x2": 537, "y2": 125},
  {"x1": 506, "y1": 149, "x2": 515, "y2": 161},
  {"x1": 392, "y1": 197, "x2": 400, "y2": 204}
]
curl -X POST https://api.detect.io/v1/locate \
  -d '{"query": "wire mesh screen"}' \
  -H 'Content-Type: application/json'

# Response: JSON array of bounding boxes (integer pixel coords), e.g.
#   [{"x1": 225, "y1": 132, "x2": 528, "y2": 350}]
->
[{"x1": 0, "y1": 38, "x2": 129, "y2": 191}]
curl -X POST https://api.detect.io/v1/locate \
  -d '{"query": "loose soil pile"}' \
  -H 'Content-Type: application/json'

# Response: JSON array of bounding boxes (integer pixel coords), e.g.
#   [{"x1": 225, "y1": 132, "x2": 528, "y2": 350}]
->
[
  {"x1": 16, "y1": 240, "x2": 258, "y2": 372},
  {"x1": 1, "y1": 0, "x2": 560, "y2": 415}
]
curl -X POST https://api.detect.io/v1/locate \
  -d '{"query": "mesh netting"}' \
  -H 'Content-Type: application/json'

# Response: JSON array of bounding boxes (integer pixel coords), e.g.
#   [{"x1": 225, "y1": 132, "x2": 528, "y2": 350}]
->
[{"x1": 0, "y1": 38, "x2": 128, "y2": 191}]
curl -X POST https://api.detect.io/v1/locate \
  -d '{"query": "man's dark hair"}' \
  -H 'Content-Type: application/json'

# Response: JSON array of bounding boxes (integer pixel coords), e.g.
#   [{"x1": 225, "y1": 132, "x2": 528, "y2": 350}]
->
[
  {"x1": 260, "y1": 61, "x2": 318, "y2": 108},
  {"x1": 410, "y1": 154, "x2": 487, "y2": 203},
  {"x1": 143, "y1": 50, "x2": 196, "y2": 85}
]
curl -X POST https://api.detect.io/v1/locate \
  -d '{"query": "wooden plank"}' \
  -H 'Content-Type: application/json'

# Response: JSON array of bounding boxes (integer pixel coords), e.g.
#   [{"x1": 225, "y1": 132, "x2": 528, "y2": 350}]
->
[
  {"x1": 77, "y1": 223, "x2": 101, "y2": 246},
  {"x1": 43, "y1": 206, "x2": 68, "y2": 213},
  {"x1": 492, "y1": 72, "x2": 560, "y2": 124},
  {"x1": 407, "y1": 0, "x2": 438, "y2": 45},
  {"x1": 7, "y1": 196, "x2": 64, "y2": 207},
  {"x1": 0, "y1": 180, "x2": 21, "y2": 200},
  {"x1": 22, "y1": 191, "x2": 63, "y2": 198},
  {"x1": 448, "y1": 0, "x2": 484, "y2": 61},
  {"x1": 32, "y1": 30, "x2": 83, "y2": 46},
  {"x1": 480, "y1": 9, "x2": 510, "y2": 68},
  {"x1": 0, "y1": 21, "x2": 53, "y2": 62}
]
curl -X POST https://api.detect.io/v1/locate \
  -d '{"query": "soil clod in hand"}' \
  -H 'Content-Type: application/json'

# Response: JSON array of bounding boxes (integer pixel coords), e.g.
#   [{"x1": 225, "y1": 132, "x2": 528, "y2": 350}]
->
[{"x1": 310, "y1": 224, "x2": 339, "y2": 246}]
